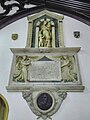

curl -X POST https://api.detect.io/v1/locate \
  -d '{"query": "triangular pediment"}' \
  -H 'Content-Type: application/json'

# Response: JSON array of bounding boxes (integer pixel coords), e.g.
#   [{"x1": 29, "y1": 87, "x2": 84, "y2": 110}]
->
[
  {"x1": 27, "y1": 10, "x2": 64, "y2": 22},
  {"x1": 38, "y1": 56, "x2": 53, "y2": 61}
]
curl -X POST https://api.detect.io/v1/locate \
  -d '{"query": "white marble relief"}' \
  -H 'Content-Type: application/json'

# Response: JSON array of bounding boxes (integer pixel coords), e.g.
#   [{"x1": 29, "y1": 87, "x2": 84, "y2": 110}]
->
[
  {"x1": 13, "y1": 56, "x2": 31, "y2": 82},
  {"x1": 60, "y1": 55, "x2": 77, "y2": 82}
]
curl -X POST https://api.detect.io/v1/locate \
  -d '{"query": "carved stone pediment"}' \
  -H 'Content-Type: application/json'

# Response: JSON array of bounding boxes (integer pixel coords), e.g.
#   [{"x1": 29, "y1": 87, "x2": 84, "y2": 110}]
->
[{"x1": 26, "y1": 10, "x2": 64, "y2": 48}]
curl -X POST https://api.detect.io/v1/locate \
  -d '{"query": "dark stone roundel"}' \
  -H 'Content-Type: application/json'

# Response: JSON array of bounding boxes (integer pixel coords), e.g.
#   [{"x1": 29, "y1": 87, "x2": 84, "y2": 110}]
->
[{"x1": 37, "y1": 93, "x2": 53, "y2": 111}]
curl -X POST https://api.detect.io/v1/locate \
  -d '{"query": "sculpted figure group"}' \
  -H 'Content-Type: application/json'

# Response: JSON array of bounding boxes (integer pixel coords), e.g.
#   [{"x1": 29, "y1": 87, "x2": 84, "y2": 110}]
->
[
  {"x1": 38, "y1": 20, "x2": 52, "y2": 47},
  {"x1": 13, "y1": 55, "x2": 77, "y2": 83}
]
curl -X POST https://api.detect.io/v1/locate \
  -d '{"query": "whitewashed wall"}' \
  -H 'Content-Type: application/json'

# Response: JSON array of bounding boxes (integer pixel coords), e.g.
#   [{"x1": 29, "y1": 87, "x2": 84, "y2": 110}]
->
[{"x1": 0, "y1": 13, "x2": 90, "y2": 120}]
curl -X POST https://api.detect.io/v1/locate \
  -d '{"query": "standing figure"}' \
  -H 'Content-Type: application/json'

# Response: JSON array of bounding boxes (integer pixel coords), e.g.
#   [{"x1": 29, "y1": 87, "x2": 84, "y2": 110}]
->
[
  {"x1": 13, "y1": 56, "x2": 31, "y2": 82},
  {"x1": 60, "y1": 56, "x2": 77, "y2": 82},
  {"x1": 38, "y1": 33, "x2": 44, "y2": 47},
  {"x1": 21, "y1": 56, "x2": 31, "y2": 82},
  {"x1": 13, "y1": 56, "x2": 22, "y2": 82}
]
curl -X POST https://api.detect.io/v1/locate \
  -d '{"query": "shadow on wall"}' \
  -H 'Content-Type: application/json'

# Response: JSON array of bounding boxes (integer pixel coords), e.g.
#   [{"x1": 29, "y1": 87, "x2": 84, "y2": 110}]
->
[{"x1": 0, "y1": 94, "x2": 9, "y2": 120}]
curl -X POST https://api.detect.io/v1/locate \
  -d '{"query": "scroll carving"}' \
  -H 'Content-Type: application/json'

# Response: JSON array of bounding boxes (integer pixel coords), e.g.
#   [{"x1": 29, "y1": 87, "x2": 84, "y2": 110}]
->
[
  {"x1": 22, "y1": 90, "x2": 67, "y2": 120},
  {"x1": 0, "y1": 0, "x2": 35, "y2": 16}
]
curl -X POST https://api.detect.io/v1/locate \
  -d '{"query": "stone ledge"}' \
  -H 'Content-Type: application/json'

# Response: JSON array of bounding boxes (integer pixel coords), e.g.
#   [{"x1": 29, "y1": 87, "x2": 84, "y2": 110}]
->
[{"x1": 6, "y1": 85, "x2": 85, "y2": 92}]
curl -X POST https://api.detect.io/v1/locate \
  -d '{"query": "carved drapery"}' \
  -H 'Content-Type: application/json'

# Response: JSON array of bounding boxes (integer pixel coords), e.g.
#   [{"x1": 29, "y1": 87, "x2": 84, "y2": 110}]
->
[{"x1": 6, "y1": 47, "x2": 85, "y2": 92}]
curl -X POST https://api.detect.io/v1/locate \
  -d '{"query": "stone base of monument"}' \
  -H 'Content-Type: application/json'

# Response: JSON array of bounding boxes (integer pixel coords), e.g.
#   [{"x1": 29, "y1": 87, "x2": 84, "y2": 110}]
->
[{"x1": 22, "y1": 88, "x2": 67, "y2": 120}]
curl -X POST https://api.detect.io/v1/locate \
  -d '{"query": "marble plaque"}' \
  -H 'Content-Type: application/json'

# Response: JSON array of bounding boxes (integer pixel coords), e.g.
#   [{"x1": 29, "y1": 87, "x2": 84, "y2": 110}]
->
[{"x1": 29, "y1": 61, "x2": 61, "y2": 81}]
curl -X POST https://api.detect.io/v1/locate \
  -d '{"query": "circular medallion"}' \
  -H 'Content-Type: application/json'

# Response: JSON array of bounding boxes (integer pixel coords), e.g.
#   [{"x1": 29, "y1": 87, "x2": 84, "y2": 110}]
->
[{"x1": 37, "y1": 93, "x2": 53, "y2": 111}]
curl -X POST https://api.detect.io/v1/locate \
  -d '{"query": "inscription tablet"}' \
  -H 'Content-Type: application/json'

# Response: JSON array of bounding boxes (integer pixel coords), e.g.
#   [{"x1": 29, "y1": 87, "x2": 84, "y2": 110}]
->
[{"x1": 30, "y1": 61, "x2": 61, "y2": 81}]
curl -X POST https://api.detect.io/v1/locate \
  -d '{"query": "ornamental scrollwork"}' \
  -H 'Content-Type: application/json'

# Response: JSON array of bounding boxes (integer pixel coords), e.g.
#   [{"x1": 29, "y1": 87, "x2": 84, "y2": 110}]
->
[
  {"x1": 0, "y1": 0, "x2": 90, "y2": 30},
  {"x1": 0, "y1": 0, "x2": 38, "y2": 17},
  {"x1": 22, "y1": 90, "x2": 67, "y2": 120}
]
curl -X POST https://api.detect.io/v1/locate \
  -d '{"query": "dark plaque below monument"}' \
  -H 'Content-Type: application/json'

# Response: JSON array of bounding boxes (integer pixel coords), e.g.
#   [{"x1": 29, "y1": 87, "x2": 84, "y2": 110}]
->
[{"x1": 37, "y1": 93, "x2": 53, "y2": 111}]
